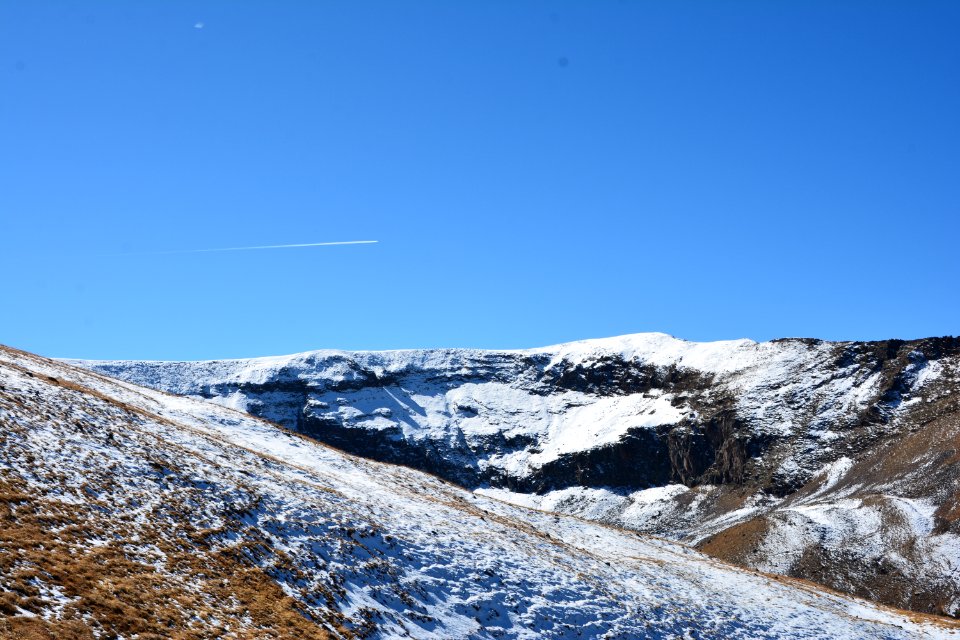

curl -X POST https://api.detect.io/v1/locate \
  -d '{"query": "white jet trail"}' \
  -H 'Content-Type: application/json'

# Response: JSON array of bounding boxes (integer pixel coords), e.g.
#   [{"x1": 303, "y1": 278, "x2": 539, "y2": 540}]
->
[{"x1": 111, "y1": 240, "x2": 378, "y2": 256}]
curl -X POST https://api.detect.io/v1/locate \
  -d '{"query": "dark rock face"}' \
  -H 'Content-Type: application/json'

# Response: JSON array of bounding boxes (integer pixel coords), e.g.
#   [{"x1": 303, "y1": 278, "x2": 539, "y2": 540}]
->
[
  {"x1": 74, "y1": 334, "x2": 960, "y2": 618},
  {"x1": 507, "y1": 426, "x2": 674, "y2": 493},
  {"x1": 299, "y1": 413, "x2": 486, "y2": 488},
  {"x1": 505, "y1": 410, "x2": 772, "y2": 494}
]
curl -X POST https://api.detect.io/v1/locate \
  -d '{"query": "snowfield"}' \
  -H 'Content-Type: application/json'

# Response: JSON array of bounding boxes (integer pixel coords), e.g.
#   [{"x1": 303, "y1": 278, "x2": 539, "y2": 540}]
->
[{"x1": 2, "y1": 344, "x2": 958, "y2": 638}]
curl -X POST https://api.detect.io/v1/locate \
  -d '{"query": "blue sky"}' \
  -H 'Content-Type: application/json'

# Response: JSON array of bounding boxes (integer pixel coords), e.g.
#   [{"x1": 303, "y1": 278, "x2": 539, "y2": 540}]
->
[{"x1": 2, "y1": 1, "x2": 958, "y2": 359}]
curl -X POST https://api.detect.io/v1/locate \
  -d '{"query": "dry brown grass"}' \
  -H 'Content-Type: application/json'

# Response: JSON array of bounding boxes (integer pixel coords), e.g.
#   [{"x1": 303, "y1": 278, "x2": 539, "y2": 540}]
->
[
  {"x1": 697, "y1": 516, "x2": 770, "y2": 564},
  {"x1": 0, "y1": 471, "x2": 344, "y2": 639},
  {"x1": 0, "y1": 349, "x2": 351, "y2": 640}
]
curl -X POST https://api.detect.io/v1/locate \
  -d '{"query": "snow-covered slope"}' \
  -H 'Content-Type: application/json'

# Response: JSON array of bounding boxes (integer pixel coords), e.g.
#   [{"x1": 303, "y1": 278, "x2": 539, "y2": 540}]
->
[
  {"x1": 72, "y1": 334, "x2": 883, "y2": 486},
  {"x1": 73, "y1": 333, "x2": 960, "y2": 617},
  {"x1": 7, "y1": 345, "x2": 958, "y2": 638}
]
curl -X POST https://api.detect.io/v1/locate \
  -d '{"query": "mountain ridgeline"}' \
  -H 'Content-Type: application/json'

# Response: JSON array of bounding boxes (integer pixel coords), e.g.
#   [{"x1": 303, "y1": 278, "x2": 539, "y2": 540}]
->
[{"x1": 75, "y1": 333, "x2": 960, "y2": 618}]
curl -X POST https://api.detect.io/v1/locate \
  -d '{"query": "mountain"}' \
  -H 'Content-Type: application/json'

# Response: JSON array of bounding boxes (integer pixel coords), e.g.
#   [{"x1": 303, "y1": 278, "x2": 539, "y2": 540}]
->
[
  {"x1": 73, "y1": 332, "x2": 960, "y2": 619},
  {"x1": 5, "y1": 346, "x2": 956, "y2": 638}
]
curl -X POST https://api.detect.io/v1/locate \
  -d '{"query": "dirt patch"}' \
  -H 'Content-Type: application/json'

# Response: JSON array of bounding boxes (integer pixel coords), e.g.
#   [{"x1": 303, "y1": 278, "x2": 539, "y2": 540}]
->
[{"x1": 698, "y1": 516, "x2": 770, "y2": 565}]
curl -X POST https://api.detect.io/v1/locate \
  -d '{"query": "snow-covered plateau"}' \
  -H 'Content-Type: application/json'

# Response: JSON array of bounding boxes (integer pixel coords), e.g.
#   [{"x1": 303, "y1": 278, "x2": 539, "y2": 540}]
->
[
  {"x1": 2, "y1": 344, "x2": 958, "y2": 638},
  {"x1": 70, "y1": 332, "x2": 960, "y2": 621}
]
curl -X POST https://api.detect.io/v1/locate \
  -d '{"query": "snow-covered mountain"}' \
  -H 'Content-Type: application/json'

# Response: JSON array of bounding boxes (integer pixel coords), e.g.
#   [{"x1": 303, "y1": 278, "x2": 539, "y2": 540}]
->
[
  {"x1": 6, "y1": 346, "x2": 957, "y2": 638},
  {"x1": 73, "y1": 333, "x2": 960, "y2": 619}
]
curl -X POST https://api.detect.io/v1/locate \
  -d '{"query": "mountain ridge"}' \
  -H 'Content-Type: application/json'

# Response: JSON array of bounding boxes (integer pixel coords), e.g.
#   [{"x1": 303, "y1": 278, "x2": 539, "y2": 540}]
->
[
  {"x1": 7, "y1": 343, "x2": 958, "y2": 638},
  {"x1": 71, "y1": 333, "x2": 960, "y2": 618}
]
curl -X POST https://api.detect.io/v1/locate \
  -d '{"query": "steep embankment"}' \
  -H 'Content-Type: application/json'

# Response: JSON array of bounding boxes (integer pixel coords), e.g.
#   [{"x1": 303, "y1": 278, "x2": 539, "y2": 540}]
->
[
  {"x1": 9, "y1": 344, "x2": 958, "y2": 638},
  {"x1": 74, "y1": 333, "x2": 960, "y2": 617}
]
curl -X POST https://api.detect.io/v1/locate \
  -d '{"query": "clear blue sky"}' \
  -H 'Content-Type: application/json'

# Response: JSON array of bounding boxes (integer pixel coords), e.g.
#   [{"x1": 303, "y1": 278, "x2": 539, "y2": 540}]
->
[{"x1": 2, "y1": 1, "x2": 958, "y2": 360}]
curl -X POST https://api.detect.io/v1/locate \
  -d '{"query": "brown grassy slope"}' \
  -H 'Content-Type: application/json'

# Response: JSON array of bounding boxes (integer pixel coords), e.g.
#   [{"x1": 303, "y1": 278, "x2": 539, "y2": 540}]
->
[{"x1": 0, "y1": 355, "x2": 344, "y2": 639}]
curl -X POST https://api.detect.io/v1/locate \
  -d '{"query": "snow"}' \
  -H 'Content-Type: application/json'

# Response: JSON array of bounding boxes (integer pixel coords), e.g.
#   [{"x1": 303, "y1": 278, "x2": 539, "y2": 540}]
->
[
  {"x1": 5, "y1": 346, "x2": 959, "y2": 638},
  {"x1": 756, "y1": 491, "x2": 960, "y2": 616},
  {"x1": 66, "y1": 334, "x2": 825, "y2": 479},
  {"x1": 533, "y1": 392, "x2": 684, "y2": 462},
  {"x1": 804, "y1": 456, "x2": 855, "y2": 500},
  {"x1": 70, "y1": 333, "x2": 915, "y2": 484},
  {"x1": 477, "y1": 483, "x2": 696, "y2": 528}
]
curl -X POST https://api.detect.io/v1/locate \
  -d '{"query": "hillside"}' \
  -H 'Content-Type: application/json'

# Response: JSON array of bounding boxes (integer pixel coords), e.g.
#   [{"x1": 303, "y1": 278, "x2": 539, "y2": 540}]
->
[
  {"x1": 2, "y1": 344, "x2": 958, "y2": 638},
  {"x1": 74, "y1": 333, "x2": 960, "y2": 617}
]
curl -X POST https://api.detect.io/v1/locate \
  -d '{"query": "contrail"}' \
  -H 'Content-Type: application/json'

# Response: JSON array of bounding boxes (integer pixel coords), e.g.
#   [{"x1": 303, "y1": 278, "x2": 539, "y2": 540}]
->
[{"x1": 109, "y1": 240, "x2": 378, "y2": 256}]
